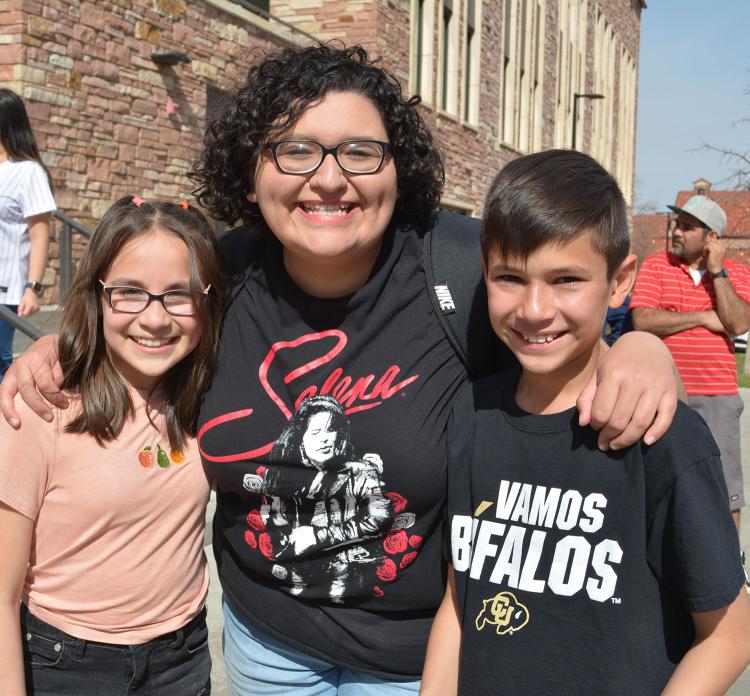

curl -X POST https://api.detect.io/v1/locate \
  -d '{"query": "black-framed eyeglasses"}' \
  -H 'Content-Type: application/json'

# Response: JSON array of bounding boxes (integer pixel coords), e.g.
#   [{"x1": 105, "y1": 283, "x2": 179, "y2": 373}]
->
[
  {"x1": 264, "y1": 139, "x2": 391, "y2": 175},
  {"x1": 99, "y1": 280, "x2": 211, "y2": 317}
]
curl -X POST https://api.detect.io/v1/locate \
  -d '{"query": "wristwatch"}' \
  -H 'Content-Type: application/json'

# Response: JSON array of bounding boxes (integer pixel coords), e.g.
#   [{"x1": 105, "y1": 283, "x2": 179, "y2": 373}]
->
[
  {"x1": 711, "y1": 269, "x2": 729, "y2": 279},
  {"x1": 25, "y1": 281, "x2": 43, "y2": 294}
]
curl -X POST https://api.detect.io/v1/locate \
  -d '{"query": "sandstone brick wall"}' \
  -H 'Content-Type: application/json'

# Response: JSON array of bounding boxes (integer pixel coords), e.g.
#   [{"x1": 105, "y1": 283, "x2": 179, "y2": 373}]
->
[
  {"x1": 266, "y1": 0, "x2": 642, "y2": 223},
  {"x1": 370, "y1": 0, "x2": 644, "y2": 216},
  {"x1": 0, "y1": 0, "x2": 295, "y2": 303},
  {"x1": 1, "y1": 0, "x2": 642, "y2": 305}
]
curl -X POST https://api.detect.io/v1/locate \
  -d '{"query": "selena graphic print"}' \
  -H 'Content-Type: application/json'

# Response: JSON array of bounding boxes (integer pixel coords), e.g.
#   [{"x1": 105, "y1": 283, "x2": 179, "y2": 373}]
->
[{"x1": 240, "y1": 394, "x2": 420, "y2": 602}]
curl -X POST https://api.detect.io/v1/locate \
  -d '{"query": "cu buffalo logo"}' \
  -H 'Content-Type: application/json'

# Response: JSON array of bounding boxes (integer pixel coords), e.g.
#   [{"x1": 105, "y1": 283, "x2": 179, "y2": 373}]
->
[{"x1": 475, "y1": 591, "x2": 529, "y2": 636}]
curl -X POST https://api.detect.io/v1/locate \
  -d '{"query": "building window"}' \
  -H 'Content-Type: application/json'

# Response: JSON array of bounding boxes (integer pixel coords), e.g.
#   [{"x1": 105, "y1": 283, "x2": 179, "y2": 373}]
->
[
  {"x1": 554, "y1": 0, "x2": 588, "y2": 149},
  {"x1": 237, "y1": 0, "x2": 270, "y2": 14},
  {"x1": 516, "y1": 0, "x2": 544, "y2": 152},
  {"x1": 410, "y1": 0, "x2": 435, "y2": 103},
  {"x1": 616, "y1": 48, "x2": 637, "y2": 204},
  {"x1": 530, "y1": 0, "x2": 545, "y2": 151},
  {"x1": 517, "y1": 0, "x2": 529, "y2": 148},
  {"x1": 438, "y1": 0, "x2": 459, "y2": 115},
  {"x1": 591, "y1": 9, "x2": 617, "y2": 167},
  {"x1": 499, "y1": 0, "x2": 544, "y2": 151},
  {"x1": 462, "y1": 0, "x2": 481, "y2": 124},
  {"x1": 417, "y1": 0, "x2": 425, "y2": 92},
  {"x1": 500, "y1": 0, "x2": 517, "y2": 145}
]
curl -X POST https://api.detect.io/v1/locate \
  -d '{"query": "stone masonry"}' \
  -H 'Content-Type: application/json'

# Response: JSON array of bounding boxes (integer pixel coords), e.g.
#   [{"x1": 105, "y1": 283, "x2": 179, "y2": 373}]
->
[
  {"x1": 1, "y1": 0, "x2": 296, "y2": 303},
  {"x1": 1, "y1": 0, "x2": 642, "y2": 304}
]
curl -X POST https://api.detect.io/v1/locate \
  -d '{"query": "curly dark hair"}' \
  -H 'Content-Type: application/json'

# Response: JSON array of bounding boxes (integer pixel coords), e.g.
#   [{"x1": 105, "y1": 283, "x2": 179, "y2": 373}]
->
[{"x1": 191, "y1": 43, "x2": 444, "y2": 227}]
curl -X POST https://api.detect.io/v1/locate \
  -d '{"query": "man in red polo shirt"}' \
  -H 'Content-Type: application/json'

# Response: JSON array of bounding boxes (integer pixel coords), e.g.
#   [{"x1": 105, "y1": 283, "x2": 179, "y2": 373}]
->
[{"x1": 632, "y1": 195, "x2": 750, "y2": 533}]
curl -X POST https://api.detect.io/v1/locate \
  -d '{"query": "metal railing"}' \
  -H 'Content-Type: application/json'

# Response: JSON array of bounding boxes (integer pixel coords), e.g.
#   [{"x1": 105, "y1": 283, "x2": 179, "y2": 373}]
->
[
  {"x1": 3, "y1": 210, "x2": 92, "y2": 342},
  {"x1": 55, "y1": 210, "x2": 92, "y2": 299},
  {"x1": 0, "y1": 304, "x2": 44, "y2": 340}
]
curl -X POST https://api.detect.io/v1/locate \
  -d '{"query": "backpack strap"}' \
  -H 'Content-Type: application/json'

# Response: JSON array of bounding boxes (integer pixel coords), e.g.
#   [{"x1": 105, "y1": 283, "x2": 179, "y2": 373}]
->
[
  {"x1": 422, "y1": 210, "x2": 512, "y2": 378},
  {"x1": 218, "y1": 224, "x2": 266, "y2": 305}
]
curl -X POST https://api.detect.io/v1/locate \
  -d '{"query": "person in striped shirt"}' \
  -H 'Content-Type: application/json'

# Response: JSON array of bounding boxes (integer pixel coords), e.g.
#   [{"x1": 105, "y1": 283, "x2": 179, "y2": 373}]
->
[{"x1": 631, "y1": 195, "x2": 750, "y2": 533}]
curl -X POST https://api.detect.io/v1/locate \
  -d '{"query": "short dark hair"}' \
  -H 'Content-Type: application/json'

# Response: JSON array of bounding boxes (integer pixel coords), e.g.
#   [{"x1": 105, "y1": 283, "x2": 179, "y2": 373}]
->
[
  {"x1": 191, "y1": 43, "x2": 444, "y2": 227},
  {"x1": 481, "y1": 150, "x2": 629, "y2": 278},
  {"x1": 58, "y1": 196, "x2": 225, "y2": 450}
]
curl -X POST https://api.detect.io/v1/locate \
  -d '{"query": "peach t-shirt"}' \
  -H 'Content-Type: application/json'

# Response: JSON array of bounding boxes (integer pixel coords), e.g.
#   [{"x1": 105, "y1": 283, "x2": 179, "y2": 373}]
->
[{"x1": 0, "y1": 391, "x2": 210, "y2": 644}]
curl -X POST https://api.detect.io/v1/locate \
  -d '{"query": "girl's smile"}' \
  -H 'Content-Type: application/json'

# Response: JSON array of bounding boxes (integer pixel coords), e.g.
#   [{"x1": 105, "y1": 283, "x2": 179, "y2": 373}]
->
[{"x1": 101, "y1": 229, "x2": 202, "y2": 392}]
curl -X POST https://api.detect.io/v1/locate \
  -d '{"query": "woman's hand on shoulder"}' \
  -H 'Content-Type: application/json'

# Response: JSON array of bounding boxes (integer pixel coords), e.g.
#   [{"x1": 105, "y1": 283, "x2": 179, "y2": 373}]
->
[
  {"x1": 0, "y1": 334, "x2": 66, "y2": 428},
  {"x1": 577, "y1": 332, "x2": 680, "y2": 450}
]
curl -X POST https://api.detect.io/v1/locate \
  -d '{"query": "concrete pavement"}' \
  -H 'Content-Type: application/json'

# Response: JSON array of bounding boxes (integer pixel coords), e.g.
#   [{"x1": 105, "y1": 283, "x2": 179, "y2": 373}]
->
[
  {"x1": 203, "y1": 390, "x2": 750, "y2": 696},
  {"x1": 205, "y1": 534, "x2": 228, "y2": 695}
]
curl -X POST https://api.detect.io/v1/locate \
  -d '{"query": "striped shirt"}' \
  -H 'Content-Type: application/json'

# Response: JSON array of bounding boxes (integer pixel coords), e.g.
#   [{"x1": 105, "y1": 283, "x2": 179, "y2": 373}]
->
[
  {"x1": 631, "y1": 252, "x2": 750, "y2": 396},
  {"x1": 0, "y1": 159, "x2": 56, "y2": 304}
]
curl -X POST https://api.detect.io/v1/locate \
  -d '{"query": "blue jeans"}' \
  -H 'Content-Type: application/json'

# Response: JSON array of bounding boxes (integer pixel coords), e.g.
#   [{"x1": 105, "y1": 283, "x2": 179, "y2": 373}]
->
[
  {"x1": 222, "y1": 598, "x2": 421, "y2": 695},
  {"x1": 0, "y1": 305, "x2": 18, "y2": 377},
  {"x1": 21, "y1": 604, "x2": 211, "y2": 695}
]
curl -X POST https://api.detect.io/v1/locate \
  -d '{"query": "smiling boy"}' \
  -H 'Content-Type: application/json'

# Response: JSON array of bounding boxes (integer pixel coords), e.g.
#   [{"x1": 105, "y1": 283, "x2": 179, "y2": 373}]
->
[{"x1": 420, "y1": 150, "x2": 750, "y2": 695}]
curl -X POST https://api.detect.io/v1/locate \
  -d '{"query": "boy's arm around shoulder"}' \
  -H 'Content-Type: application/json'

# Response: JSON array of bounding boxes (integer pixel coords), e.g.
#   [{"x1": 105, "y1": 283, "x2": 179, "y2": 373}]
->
[
  {"x1": 661, "y1": 588, "x2": 750, "y2": 696},
  {"x1": 420, "y1": 566, "x2": 461, "y2": 696}
]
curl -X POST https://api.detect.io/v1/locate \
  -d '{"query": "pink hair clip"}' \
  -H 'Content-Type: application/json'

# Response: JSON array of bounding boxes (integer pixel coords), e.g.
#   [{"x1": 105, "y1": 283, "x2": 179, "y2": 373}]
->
[{"x1": 132, "y1": 196, "x2": 145, "y2": 207}]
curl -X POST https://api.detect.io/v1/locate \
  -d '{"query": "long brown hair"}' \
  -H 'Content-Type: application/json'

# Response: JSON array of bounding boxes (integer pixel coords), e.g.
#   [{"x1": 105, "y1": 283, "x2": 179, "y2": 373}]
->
[
  {"x1": 58, "y1": 196, "x2": 224, "y2": 450},
  {"x1": 0, "y1": 88, "x2": 53, "y2": 189}
]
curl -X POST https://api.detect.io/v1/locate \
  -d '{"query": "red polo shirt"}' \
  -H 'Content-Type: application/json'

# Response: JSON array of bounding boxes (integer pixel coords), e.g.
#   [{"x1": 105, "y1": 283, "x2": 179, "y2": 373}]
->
[{"x1": 631, "y1": 253, "x2": 750, "y2": 396}]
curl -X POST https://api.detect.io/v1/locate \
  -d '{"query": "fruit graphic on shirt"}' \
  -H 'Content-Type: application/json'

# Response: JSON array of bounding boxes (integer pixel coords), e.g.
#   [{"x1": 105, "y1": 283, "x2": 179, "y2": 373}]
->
[
  {"x1": 156, "y1": 444, "x2": 170, "y2": 469},
  {"x1": 138, "y1": 446, "x2": 155, "y2": 468},
  {"x1": 170, "y1": 448, "x2": 185, "y2": 464}
]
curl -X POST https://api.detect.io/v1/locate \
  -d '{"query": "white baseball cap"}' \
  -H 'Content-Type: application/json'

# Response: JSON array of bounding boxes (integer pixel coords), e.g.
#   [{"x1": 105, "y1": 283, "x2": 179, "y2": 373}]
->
[{"x1": 667, "y1": 195, "x2": 727, "y2": 236}]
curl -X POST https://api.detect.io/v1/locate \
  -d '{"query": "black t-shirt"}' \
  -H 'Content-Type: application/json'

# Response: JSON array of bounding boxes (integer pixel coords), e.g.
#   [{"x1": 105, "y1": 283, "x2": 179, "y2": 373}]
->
[
  {"x1": 447, "y1": 370, "x2": 744, "y2": 695},
  {"x1": 199, "y1": 217, "x2": 495, "y2": 678}
]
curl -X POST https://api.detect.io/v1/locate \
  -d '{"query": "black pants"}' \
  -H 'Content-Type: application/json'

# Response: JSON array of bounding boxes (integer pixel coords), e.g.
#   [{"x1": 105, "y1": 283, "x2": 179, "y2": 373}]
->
[{"x1": 21, "y1": 604, "x2": 211, "y2": 695}]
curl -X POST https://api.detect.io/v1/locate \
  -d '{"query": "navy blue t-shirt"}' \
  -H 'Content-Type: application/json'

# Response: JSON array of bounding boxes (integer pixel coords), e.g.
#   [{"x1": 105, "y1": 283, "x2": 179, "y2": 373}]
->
[{"x1": 447, "y1": 370, "x2": 744, "y2": 695}]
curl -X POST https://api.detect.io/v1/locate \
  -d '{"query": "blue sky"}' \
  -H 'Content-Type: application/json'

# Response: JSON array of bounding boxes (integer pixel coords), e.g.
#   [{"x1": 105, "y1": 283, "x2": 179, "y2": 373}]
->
[{"x1": 635, "y1": 0, "x2": 750, "y2": 211}]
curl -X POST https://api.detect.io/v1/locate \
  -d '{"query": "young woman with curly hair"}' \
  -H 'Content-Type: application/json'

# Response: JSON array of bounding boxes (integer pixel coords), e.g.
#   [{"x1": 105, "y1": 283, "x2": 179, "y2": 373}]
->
[{"x1": 3, "y1": 44, "x2": 680, "y2": 694}]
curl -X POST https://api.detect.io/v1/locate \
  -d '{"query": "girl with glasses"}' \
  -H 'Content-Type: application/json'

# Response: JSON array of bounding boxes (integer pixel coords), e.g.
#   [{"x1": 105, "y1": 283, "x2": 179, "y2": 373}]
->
[{"x1": 0, "y1": 196, "x2": 224, "y2": 695}]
